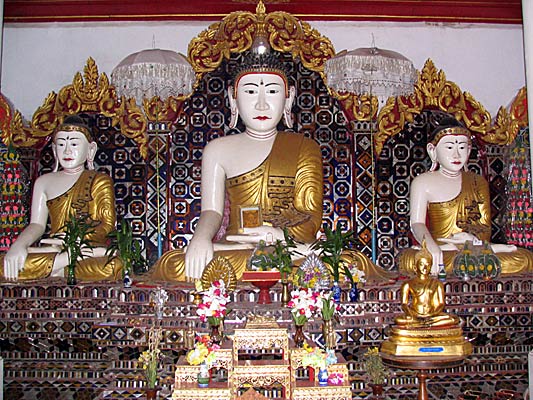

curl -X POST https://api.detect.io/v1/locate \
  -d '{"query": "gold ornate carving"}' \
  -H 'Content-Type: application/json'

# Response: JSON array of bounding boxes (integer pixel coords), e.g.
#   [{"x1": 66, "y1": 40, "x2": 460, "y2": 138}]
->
[
  {"x1": 200, "y1": 256, "x2": 238, "y2": 292},
  {"x1": 187, "y1": 0, "x2": 335, "y2": 86},
  {"x1": 377, "y1": 59, "x2": 522, "y2": 154},
  {"x1": 332, "y1": 59, "x2": 523, "y2": 155},
  {"x1": 0, "y1": 58, "x2": 157, "y2": 159},
  {"x1": 232, "y1": 328, "x2": 289, "y2": 362},
  {"x1": 245, "y1": 314, "x2": 280, "y2": 329}
]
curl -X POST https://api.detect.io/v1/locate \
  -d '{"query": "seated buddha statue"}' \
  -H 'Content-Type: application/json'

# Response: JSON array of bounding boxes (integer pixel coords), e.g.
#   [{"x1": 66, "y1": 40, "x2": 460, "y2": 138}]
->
[
  {"x1": 1, "y1": 115, "x2": 122, "y2": 281},
  {"x1": 396, "y1": 242, "x2": 460, "y2": 328},
  {"x1": 381, "y1": 242, "x2": 472, "y2": 357},
  {"x1": 399, "y1": 117, "x2": 533, "y2": 277},
  {"x1": 150, "y1": 50, "x2": 391, "y2": 282}
]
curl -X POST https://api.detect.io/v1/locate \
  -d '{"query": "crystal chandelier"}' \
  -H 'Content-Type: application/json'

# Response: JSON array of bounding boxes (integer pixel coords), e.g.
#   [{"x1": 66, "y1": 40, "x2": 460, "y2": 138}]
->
[{"x1": 111, "y1": 48, "x2": 195, "y2": 104}]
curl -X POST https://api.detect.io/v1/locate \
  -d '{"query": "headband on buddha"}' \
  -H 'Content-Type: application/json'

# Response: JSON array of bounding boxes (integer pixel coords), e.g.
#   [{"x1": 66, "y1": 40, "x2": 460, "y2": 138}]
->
[
  {"x1": 429, "y1": 117, "x2": 471, "y2": 145},
  {"x1": 232, "y1": 51, "x2": 290, "y2": 97},
  {"x1": 54, "y1": 116, "x2": 93, "y2": 142}
]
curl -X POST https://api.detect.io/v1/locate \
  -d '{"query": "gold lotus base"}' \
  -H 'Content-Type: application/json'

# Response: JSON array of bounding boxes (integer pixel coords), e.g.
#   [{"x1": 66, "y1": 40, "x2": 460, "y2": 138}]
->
[{"x1": 381, "y1": 324, "x2": 473, "y2": 357}]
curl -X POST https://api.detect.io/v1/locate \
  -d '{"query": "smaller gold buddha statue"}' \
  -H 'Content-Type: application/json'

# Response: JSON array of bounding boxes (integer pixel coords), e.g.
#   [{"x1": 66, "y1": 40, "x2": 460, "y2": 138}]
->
[{"x1": 381, "y1": 242, "x2": 472, "y2": 357}]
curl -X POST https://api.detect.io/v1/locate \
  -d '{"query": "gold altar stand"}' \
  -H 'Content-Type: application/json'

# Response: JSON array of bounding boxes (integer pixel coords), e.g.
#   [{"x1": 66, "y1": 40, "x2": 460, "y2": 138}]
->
[
  {"x1": 172, "y1": 326, "x2": 352, "y2": 399},
  {"x1": 381, "y1": 353, "x2": 466, "y2": 400}
]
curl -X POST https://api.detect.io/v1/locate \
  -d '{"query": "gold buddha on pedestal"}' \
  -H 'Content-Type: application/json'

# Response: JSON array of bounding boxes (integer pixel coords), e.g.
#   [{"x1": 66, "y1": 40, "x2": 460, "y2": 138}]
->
[{"x1": 381, "y1": 243, "x2": 472, "y2": 357}]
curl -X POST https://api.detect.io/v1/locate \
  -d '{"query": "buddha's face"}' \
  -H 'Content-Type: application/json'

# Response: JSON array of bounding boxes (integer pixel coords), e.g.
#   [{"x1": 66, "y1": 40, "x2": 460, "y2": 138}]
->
[
  {"x1": 53, "y1": 130, "x2": 93, "y2": 170},
  {"x1": 234, "y1": 72, "x2": 288, "y2": 137},
  {"x1": 433, "y1": 135, "x2": 471, "y2": 174},
  {"x1": 416, "y1": 256, "x2": 431, "y2": 276}
]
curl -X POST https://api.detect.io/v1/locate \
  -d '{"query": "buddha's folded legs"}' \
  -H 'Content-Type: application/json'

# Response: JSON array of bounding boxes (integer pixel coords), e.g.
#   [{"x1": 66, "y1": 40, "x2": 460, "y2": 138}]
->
[
  {"x1": 399, "y1": 247, "x2": 533, "y2": 276},
  {"x1": 0, "y1": 253, "x2": 122, "y2": 281}
]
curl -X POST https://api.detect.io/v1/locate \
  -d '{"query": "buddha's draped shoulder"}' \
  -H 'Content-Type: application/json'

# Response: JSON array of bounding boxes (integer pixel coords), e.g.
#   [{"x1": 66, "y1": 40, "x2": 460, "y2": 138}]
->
[
  {"x1": 427, "y1": 171, "x2": 491, "y2": 242},
  {"x1": 47, "y1": 170, "x2": 116, "y2": 245},
  {"x1": 225, "y1": 132, "x2": 323, "y2": 243}
]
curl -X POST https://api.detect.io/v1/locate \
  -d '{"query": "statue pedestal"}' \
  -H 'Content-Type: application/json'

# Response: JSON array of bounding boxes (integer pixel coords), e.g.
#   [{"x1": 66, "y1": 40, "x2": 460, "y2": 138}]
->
[{"x1": 381, "y1": 354, "x2": 465, "y2": 400}]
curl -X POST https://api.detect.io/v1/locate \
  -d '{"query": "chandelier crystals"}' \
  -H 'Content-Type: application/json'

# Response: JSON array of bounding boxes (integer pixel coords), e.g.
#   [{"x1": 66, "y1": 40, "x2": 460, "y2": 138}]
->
[
  {"x1": 111, "y1": 48, "x2": 195, "y2": 105},
  {"x1": 325, "y1": 47, "x2": 417, "y2": 104}
]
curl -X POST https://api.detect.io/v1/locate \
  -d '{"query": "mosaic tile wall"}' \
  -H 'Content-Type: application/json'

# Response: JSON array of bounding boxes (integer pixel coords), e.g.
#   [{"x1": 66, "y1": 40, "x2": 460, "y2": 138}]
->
[
  {"x1": 29, "y1": 70, "x2": 514, "y2": 273},
  {"x1": 34, "y1": 53, "x2": 353, "y2": 269}
]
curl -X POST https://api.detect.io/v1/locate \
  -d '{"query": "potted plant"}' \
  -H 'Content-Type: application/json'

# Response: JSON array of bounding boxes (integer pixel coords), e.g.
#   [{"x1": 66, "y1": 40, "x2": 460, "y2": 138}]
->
[
  {"x1": 311, "y1": 225, "x2": 359, "y2": 301},
  {"x1": 363, "y1": 347, "x2": 389, "y2": 397},
  {"x1": 245, "y1": 228, "x2": 300, "y2": 304},
  {"x1": 106, "y1": 218, "x2": 147, "y2": 285},
  {"x1": 56, "y1": 213, "x2": 96, "y2": 285}
]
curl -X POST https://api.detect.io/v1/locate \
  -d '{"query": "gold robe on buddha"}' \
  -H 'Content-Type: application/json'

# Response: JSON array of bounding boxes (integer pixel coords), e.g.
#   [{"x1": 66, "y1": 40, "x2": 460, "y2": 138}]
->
[
  {"x1": 0, "y1": 170, "x2": 121, "y2": 281},
  {"x1": 152, "y1": 132, "x2": 393, "y2": 282},
  {"x1": 400, "y1": 171, "x2": 533, "y2": 276}
]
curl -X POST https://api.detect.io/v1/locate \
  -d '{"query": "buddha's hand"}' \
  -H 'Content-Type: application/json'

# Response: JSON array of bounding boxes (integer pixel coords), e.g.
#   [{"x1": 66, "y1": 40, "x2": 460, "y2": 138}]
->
[
  {"x1": 424, "y1": 239, "x2": 444, "y2": 275},
  {"x1": 490, "y1": 243, "x2": 517, "y2": 253},
  {"x1": 3, "y1": 242, "x2": 28, "y2": 280},
  {"x1": 226, "y1": 226, "x2": 285, "y2": 244},
  {"x1": 185, "y1": 236, "x2": 214, "y2": 280},
  {"x1": 439, "y1": 232, "x2": 478, "y2": 244}
]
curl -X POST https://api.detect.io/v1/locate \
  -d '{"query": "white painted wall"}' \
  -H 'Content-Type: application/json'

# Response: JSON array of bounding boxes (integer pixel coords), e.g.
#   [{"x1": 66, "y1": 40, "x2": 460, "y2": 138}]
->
[{"x1": 0, "y1": 20, "x2": 526, "y2": 120}]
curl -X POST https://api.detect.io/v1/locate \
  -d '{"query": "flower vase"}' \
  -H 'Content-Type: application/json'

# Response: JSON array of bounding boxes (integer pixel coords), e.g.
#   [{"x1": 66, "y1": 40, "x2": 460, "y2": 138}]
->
[
  {"x1": 123, "y1": 270, "x2": 133, "y2": 288},
  {"x1": 144, "y1": 387, "x2": 158, "y2": 400},
  {"x1": 318, "y1": 368, "x2": 329, "y2": 386},
  {"x1": 293, "y1": 323, "x2": 306, "y2": 348},
  {"x1": 369, "y1": 383, "x2": 384, "y2": 398},
  {"x1": 331, "y1": 281, "x2": 341, "y2": 303},
  {"x1": 348, "y1": 282, "x2": 359, "y2": 302},
  {"x1": 66, "y1": 264, "x2": 76, "y2": 286},
  {"x1": 210, "y1": 323, "x2": 222, "y2": 345},
  {"x1": 322, "y1": 319, "x2": 336, "y2": 349},
  {"x1": 281, "y1": 279, "x2": 291, "y2": 306},
  {"x1": 197, "y1": 362, "x2": 210, "y2": 388}
]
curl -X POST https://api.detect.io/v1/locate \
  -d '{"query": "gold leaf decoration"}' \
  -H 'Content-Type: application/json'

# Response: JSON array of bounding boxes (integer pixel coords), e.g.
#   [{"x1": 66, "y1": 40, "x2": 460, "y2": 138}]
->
[
  {"x1": 368, "y1": 59, "x2": 521, "y2": 155},
  {"x1": 187, "y1": 1, "x2": 334, "y2": 85},
  {"x1": 200, "y1": 256, "x2": 238, "y2": 292}
]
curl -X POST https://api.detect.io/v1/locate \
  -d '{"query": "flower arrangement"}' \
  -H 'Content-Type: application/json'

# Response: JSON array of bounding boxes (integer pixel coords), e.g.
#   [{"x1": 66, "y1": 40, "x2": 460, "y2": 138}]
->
[
  {"x1": 311, "y1": 225, "x2": 359, "y2": 283},
  {"x1": 301, "y1": 344, "x2": 337, "y2": 370},
  {"x1": 196, "y1": 280, "x2": 230, "y2": 326},
  {"x1": 287, "y1": 288, "x2": 320, "y2": 325},
  {"x1": 248, "y1": 228, "x2": 299, "y2": 278},
  {"x1": 344, "y1": 262, "x2": 367, "y2": 285},
  {"x1": 186, "y1": 335, "x2": 220, "y2": 368},
  {"x1": 363, "y1": 347, "x2": 389, "y2": 385},
  {"x1": 137, "y1": 325, "x2": 163, "y2": 389},
  {"x1": 316, "y1": 291, "x2": 338, "y2": 321}
]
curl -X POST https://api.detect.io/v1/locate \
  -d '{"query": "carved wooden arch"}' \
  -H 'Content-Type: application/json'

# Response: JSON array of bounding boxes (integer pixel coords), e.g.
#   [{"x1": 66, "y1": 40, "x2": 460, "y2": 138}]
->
[
  {"x1": 187, "y1": 0, "x2": 335, "y2": 85},
  {"x1": 0, "y1": 58, "x2": 189, "y2": 159},
  {"x1": 373, "y1": 59, "x2": 527, "y2": 155}
]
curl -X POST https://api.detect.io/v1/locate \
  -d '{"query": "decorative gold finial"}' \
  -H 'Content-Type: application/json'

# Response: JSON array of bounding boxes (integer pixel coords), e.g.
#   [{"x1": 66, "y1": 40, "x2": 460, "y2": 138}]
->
[
  {"x1": 415, "y1": 238, "x2": 433, "y2": 265},
  {"x1": 256, "y1": 0, "x2": 266, "y2": 16}
]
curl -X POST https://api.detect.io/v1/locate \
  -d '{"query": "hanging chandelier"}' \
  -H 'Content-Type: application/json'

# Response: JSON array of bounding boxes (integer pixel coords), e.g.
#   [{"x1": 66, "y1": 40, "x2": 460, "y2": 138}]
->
[
  {"x1": 111, "y1": 48, "x2": 195, "y2": 104},
  {"x1": 325, "y1": 47, "x2": 417, "y2": 104}
]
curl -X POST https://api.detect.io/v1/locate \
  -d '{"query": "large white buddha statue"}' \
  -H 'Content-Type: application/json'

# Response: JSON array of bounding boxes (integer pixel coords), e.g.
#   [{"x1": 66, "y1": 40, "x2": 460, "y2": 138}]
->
[
  {"x1": 150, "y1": 51, "x2": 389, "y2": 282},
  {"x1": 399, "y1": 117, "x2": 533, "y2": 276},
  {"x1": 1, "y1": 115, "x2": 122, "y2": 281}
]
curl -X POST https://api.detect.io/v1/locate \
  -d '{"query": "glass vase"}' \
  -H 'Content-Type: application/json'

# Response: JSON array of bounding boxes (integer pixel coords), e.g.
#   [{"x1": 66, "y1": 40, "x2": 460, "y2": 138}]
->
[
  {"x1": 348, "y1": 282, "x2": 359, "y2": 302},
  {"x1": 210, "y1": 323, "x2": 222, "y2": 345},
  {"x1": 197, "y1": 362, "x2": 210, "y2": 388},
  {"x1": 318, "y1": 367, "x2": 329, "y2": 386},
  {"x1": 293, "y1": 323, "x2": 306, "y2": 348},
  {"x1": 331, "y1": 281, "x2": 341, "y2": 303},
  {"x1": 322, "y1": 319, "x2": 336, "y2": 350},
  {"x1": 281, "y1": 279, "x2": 291, "y2": 306},
  {"x1": 144, "y1": 387, "x2": 158, "y2": 400},
  {"x1": 66, "y1": 264, "x2": 76, "y2": 286}
]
